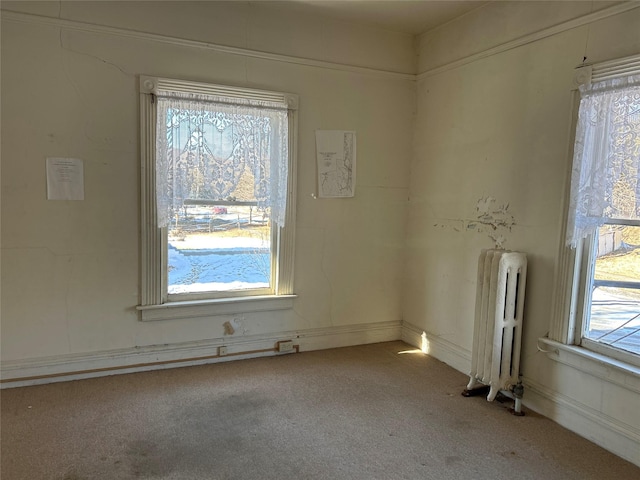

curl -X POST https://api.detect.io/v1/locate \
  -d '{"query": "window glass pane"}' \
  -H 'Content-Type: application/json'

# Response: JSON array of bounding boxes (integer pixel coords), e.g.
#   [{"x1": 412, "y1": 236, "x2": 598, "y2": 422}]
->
[
  {"x1": 168, "y1": 205, "x2": 271, "y2": 294},
  {"x1": 586, "y1": 226, "x2": 640, "y2": 354}
]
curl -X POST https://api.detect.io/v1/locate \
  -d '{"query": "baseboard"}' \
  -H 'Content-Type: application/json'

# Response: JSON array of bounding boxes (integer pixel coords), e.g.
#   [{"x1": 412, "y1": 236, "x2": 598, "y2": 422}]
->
[
  {"x1": 522, "y1": 376, "x2": 640, "y2": 467},
  {"x1": 401, "y1": 321, "x2": 472, "y2": 374},
  {"x1": 401, "y1": 321, "x2": 639, "y2": 466},
  {"x1": 0, "y1": 320, "x2": 402, "y2": 388}
]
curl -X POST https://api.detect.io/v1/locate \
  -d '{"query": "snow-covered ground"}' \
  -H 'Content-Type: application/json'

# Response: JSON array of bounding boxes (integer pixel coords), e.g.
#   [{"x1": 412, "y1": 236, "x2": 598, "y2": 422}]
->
[{"x1": 168, "y1": 234, "x2": 270, "y2": 293}]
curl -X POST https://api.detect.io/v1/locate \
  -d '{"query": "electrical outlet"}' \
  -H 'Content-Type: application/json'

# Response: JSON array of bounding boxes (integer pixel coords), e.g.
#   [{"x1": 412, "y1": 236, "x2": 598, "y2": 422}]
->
[
  {"x1": 219, "y1": 346, "x2": 228, "y2": 356},
  {"x1": 277, "y1": 340, "x2": 294, "y2": 353}
]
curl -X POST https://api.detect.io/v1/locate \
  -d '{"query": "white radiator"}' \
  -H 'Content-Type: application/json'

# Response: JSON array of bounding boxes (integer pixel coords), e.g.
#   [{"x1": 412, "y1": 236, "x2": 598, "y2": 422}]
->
[{"x1": 465, "y1": 249, "x2": 527, "y2": 403}]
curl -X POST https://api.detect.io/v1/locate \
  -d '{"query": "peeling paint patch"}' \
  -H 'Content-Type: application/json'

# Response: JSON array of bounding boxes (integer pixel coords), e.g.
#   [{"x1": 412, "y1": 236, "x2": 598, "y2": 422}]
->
[
  {"x1": 433, "y1": 220, "x2": 464, "y2": 231},
  {"x1": 475, "y1": 197, "x2": 515, "y2": 232},
  {"x1": 489, "y1": 234, "x2": 507, "y2": 249},
  {"x1": 432, "y1": 197, "x2": 515, "y2": 249}
]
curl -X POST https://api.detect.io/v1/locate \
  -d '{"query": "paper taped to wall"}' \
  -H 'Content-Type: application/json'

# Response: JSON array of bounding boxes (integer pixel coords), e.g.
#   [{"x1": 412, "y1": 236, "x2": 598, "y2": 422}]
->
[
  {"x1": 46, "y1": 158, "x2": 84, "y2": 201},
  {"x1": 315, "y1": 130, "x2": 356, "y2": 198}
]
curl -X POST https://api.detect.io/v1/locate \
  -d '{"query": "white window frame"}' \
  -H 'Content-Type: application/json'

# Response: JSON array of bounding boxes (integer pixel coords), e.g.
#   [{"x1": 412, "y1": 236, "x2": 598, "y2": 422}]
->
[
  {"x1": 546, "y1": 54, "x2": 640, "y2": 370},
  {"x1": 136, "y1": 76, "x2": 298, "y2": 321},
  {"x1": 575, "y1": 221, "x2": 640, "y2": 367}
]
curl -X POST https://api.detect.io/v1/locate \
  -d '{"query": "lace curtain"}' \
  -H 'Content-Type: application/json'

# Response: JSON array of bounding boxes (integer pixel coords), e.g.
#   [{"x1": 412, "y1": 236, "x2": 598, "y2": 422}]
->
[
  {"x1": 155, "y1": 90, "x2": 289, "y2": 228},
  {"x1": 566, "y1": 75, "x2": 640, "y2": 248}
]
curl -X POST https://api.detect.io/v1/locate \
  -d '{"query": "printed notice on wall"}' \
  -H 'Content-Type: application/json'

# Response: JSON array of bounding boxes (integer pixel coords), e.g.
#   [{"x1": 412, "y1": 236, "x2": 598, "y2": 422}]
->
[
  {"x1": 46, "y1": 157, "x2": 84, "y2": 200},
  {"x1": 315, "y1": 130, "x2": 356, "y2": 198}
]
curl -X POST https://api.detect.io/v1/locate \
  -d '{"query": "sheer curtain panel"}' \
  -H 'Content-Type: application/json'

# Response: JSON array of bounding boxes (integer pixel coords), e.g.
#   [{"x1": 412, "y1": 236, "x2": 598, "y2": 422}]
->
[
  {"x1": 155, "y1": 91, "x2": 289, "y2": 228},
  {"x1": 567, "y1": 75, "x2": 640, "y2": 248}
]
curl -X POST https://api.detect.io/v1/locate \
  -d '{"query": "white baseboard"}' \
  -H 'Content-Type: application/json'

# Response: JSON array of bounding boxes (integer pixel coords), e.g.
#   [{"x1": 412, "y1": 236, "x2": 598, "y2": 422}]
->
[
  {"x1": 1, "y1": 320, "x2": 402, "y2": 388},
  {"x1": 401, "y1": 321, "x2": 471, "y2": 374},
  {"x1": 523, "y1": 376, "x2": 640, "y2": 467},
  {"x1": 7, "y1": 319, "x2": 637, "y2": 467}
]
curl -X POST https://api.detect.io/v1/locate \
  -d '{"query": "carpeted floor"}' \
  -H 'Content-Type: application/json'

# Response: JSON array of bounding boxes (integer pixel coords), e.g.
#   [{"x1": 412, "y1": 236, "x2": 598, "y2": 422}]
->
[{"x1": 1, "y1": 341, "x2": 639, "y2": 479}]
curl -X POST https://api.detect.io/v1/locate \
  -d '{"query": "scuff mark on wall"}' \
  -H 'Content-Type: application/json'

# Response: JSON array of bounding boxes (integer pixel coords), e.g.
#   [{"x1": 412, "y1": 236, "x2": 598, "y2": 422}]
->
[{"x1": 433, "y1": 196, "x2": 515, "y2": 248}]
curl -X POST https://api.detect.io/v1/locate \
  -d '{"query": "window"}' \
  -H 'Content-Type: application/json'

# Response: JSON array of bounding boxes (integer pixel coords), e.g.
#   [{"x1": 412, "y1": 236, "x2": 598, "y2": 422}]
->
[
  {"x1": 581, "y1": 224, "x2": 639, "y2": 359},
  {"x1": 564, "y1": 58, "x2": 640, "y2": 365},
  {"x1": 138, "y1": 77, "x2": 298, "y2": 320}
]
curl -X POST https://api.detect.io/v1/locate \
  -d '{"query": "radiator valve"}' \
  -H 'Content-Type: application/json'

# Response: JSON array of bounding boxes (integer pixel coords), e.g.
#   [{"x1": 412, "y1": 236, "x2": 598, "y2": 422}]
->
[
  {"x1": 511, "y1": 380, "x2": 525, "y2": 416},
  {"x1": 512, "y1": 381, "x2": 524, "y2": 399}
]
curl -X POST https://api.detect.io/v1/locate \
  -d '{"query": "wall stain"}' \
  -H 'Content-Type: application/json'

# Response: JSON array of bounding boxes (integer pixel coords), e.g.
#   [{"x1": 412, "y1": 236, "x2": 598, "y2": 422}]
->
[
  {"x1": 223, "y1": 317, "x2": 247, "y2": 336},
  {"x1": 223, "y1": 321, "x2": 235, "y2": 335}
]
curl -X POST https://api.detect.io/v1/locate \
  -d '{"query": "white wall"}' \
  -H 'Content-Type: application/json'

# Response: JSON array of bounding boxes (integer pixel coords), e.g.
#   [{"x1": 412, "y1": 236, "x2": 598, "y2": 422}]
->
[
  {"x1": 406, "y1": 2, "x2": 640, "y2": 466},
  {"x1": 0, "y1": 2, "x2": 413, "y2": 365}
]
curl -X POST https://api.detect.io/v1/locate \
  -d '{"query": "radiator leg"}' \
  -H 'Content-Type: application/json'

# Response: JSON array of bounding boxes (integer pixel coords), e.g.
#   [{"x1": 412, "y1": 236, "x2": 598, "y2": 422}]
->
[
  {"x1": 511, "y1": 381, "x2": 525, "y2": 416},
  {"x1": 487, "y1": 385, "x2": 499, "y2": 402},
  {"x1": 462, "y1": 377, "x2": 490, "y2": 397},
  {"x1": 465, "y1": 377, "x2": 483, "y2": 391}
]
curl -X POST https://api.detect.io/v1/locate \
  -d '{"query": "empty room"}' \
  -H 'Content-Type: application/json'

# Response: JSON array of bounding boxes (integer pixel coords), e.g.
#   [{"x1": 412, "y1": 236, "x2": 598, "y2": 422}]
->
[{"x1": 1, "y1": 1, "x2": 639, "y2": 478}]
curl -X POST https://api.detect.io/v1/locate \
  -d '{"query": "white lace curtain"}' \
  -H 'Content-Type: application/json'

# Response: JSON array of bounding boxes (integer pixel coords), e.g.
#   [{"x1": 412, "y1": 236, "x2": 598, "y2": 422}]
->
[
  {"x1": 566, "y1": 74, "x2": 640, "y2": 248},
  {"x1": 155, "y1": 90, "x2": 289, "y2": 228}
]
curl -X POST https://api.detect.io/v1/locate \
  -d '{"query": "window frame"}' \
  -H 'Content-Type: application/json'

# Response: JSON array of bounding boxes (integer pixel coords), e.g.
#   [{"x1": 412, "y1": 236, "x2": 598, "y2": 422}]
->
[
  {"x1": 137, "y1": 76, "x2": 298, "y2": 321},
  {"x1": 574, "y1": 220, "x2": 640, "y2": 367},
  {"x1": 548, "y1": 54, "x2": 640, "y2": 368}
]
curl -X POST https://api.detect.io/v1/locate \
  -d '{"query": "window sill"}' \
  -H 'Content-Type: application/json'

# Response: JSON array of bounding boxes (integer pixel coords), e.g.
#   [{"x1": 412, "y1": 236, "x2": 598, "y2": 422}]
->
[
  {"x1": 137, "y1": 295, "x2": 296, "y2": 322},
  {"x1": 539, "y1": 337, "x2": 640, "y2": 394}
]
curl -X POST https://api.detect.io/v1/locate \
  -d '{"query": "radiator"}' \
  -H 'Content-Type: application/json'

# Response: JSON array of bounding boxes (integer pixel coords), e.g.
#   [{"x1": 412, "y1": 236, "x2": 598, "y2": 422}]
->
[{"x1": 465, "y1": 249, "x2": 527, "y2": 403}]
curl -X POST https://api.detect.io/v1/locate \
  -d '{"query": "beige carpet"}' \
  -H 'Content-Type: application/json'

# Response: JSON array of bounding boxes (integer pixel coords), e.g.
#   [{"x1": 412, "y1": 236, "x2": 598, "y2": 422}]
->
[{"x1": 1, "y1": 341, "x2": 638, "y2": 479}]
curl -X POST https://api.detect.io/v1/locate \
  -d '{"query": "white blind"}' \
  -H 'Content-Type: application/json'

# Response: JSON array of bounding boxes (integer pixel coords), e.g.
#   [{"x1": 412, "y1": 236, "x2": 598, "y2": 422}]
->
[{"x1": 591, "y1": 53, "x2": 640, "y2": 83}]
